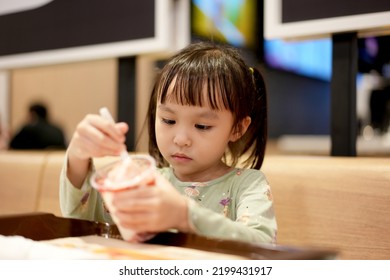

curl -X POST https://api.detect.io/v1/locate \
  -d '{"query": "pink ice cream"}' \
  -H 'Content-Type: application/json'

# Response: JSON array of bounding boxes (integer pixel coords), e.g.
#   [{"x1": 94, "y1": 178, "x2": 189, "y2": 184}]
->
[
  {"x1": 93, "y1": 155, "x2": 156, "y2": 192},
  {"x1": 90, "y1": 155, "x2": 156, "y2": 242}
]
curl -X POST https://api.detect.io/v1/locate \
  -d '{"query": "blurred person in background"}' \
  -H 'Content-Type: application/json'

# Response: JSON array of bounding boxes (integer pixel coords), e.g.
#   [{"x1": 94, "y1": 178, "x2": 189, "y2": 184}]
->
[{"x1": 9, "y1": 102, "x2": 67, "y2": 150}]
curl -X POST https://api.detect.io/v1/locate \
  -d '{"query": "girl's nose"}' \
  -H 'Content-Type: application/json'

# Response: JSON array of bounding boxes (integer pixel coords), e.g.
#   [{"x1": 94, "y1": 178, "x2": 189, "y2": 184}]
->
[{"x1": 173, "y1": 130, "x2": 191, "y2": 147}]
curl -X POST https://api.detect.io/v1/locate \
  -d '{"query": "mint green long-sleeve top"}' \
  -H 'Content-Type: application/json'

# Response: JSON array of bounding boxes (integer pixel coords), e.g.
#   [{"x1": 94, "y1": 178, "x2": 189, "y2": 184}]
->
[{"x1": 60, "y1": 159, "x2": 277, "y2": 244}]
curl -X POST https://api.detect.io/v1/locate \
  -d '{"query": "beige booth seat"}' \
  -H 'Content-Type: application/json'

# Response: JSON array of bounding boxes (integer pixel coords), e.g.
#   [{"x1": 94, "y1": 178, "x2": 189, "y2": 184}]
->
[
  {"x1": 261, "y1": 156, "x2": 390, "y2": 260},
  {"x1": 0, "y1": 151, "x2": 114, "y2": 216},
  {"x1": 36, "y1": 151, "x2": 66, "y2": 215},
  {"x1": 0, "y1": 151, "x2": 47, "y2": 215}
]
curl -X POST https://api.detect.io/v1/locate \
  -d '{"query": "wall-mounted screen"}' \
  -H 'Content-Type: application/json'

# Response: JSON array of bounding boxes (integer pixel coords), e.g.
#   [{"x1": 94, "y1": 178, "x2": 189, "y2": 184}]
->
[
  {"x1": 264, "y1": 38, "x2": 332, "y2": 81},
  {"x1": 191, "y1": 0, "x2": 257, "y2": 49},
  {"x1": 264, "y1": 0, "x2": 390, "y2": 40},
  {"x1": 264, "y1": 34, "x2": 390, "y2": 81},
  {"x1": 0, "y1": 0, "x2": 189, "y2": 69}
]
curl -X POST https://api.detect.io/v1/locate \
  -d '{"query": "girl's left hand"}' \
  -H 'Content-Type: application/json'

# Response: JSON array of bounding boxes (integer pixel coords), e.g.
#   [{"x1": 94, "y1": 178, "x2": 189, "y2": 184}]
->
[{"x1": 107, "y1": 173, "x2": 190, "y2": 234}]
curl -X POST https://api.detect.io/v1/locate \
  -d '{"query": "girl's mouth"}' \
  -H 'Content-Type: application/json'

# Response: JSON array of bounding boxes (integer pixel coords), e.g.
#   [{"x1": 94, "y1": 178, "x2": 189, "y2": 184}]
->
[{"x1": 172, "y1": 153, "x2": 192, "y2": 162}]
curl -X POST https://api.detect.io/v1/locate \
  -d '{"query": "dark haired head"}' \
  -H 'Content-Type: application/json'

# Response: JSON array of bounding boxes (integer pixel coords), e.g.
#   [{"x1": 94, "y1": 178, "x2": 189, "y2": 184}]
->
[
  {"x1": 147, "y1": 41, "x2": 267, "y2": 169},
  {"x1": 29, "y1": 103, "x2": 48, "y2": 121}
]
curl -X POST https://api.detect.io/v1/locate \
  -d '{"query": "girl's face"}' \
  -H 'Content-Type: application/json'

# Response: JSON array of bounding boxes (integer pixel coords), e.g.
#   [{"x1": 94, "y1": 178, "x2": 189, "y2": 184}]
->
[{"x1": 155, "y1": 99, "x2": 238, "y2": 182}]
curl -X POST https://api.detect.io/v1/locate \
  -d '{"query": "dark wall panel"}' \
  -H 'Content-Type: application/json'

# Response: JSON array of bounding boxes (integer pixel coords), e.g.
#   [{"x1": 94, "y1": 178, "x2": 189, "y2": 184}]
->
[
  {"x1": 0, "y1": 0, "x2": 154, "y2": 56},
  {"x1": 282, "y1": 0, "x2": 390, "y2": 23}
]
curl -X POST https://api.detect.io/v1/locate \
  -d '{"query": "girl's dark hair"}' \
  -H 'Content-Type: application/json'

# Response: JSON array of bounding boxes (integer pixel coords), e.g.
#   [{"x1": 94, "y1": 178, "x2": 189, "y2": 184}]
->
[{"x1": 147, "y1": 41, "x2": 268, "y2": 170}]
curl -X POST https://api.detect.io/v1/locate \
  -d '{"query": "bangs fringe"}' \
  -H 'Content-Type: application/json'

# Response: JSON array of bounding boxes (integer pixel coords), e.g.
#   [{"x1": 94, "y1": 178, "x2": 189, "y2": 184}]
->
[{"x1": 157, "y1": 68, "x2": 232, "y2": 111}]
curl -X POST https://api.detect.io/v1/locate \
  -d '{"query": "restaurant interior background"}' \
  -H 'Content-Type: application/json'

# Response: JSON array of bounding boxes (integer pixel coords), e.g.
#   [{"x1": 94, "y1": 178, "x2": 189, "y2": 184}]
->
[
  {"x1": 1, "y1": 0, "x2": 390, "y2": 261},
  {"x1": 1, "y1": 0, "x2": 390, "y2": 156}
]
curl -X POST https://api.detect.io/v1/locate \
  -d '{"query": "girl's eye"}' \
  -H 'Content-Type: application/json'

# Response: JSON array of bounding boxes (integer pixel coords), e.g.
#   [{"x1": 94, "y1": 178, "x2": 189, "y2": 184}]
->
[
  {"x1": 162, "y1": 118, "x2": 175, "y2": 125},
  {"x1": 195, "y1": 124, "x2": 212, "y2": 130}
]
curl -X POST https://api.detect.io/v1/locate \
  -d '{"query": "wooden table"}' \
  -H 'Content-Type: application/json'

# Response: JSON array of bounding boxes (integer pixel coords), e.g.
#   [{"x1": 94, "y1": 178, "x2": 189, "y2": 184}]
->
[{"x1": 0, "y1": 212, "x2": 336, "y2": 260}]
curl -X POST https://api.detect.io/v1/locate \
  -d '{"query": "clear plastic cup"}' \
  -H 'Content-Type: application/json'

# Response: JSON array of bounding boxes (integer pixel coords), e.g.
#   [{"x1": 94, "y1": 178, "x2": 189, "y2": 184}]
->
[{"x1": 90, "y1": 154, "x2": 156, "y2": 242}]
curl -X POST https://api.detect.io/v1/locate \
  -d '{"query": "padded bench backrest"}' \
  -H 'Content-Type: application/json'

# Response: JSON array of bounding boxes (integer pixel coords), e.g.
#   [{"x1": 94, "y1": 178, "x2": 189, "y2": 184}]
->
[
  {"x1": 37, "y1": 151, "x2": 66, "y2": 216},
  {"x1": 262, "y1": 155, "x2": 390, "y2": 259},
  {"x1": 0, "y1": 151, "x2": 47, "y2": 215}
]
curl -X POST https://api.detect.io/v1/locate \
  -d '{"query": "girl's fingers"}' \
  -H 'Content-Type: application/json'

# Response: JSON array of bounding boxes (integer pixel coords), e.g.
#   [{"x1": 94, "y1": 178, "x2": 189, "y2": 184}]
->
[
  {"x1": 115, "y1": 211, "x2": 156, "y2": 231},
  {"x1": 85, "y1": 114, "x2": 127, "y2": 142},
  {"x1": 70, "y1": 114, "x2": 128, "y2": 158},
  {"x1": 82, "y1": 125, "x2": 123, "y2": 153}
]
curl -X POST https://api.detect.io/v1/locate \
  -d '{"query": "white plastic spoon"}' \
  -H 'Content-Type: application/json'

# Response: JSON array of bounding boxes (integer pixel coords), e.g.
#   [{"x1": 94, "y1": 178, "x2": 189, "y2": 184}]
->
[{"x1": 99, "y1": 107, "x2": 130, "y2": 162}]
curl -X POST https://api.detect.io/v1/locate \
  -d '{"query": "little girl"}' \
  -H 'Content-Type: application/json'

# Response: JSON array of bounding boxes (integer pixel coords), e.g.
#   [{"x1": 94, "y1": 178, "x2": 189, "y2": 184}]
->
[{"x1": 60, "y1": 41, "x2": 277, "y2": 244}]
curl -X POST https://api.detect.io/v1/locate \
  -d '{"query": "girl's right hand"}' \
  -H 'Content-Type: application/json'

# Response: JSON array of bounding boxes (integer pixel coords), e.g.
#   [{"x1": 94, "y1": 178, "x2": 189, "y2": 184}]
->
[
  {"x1": 68, "y1": 114, "x2": 129, "y2": 160},
  {"x1": 66, "y1": 114, "x2": 129, "y2": 188}
]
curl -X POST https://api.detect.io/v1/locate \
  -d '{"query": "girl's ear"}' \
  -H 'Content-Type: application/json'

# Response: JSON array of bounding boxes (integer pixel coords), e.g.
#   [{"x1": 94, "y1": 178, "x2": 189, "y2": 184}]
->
[{"x1": 230, "y1": 116, "x2": 251, "y2": 142}]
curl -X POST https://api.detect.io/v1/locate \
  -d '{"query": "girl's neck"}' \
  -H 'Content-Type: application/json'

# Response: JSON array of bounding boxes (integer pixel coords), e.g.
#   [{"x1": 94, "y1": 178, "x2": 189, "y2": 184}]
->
[{"x1": 173, "y1": 162, "x2": 234, "y2": 182}]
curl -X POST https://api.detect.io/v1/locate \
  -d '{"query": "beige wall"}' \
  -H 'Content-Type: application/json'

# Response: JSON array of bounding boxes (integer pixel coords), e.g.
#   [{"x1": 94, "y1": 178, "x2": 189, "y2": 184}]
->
[{"x1": 10, "y1": 59, "x2": 118, "y2": 145}]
